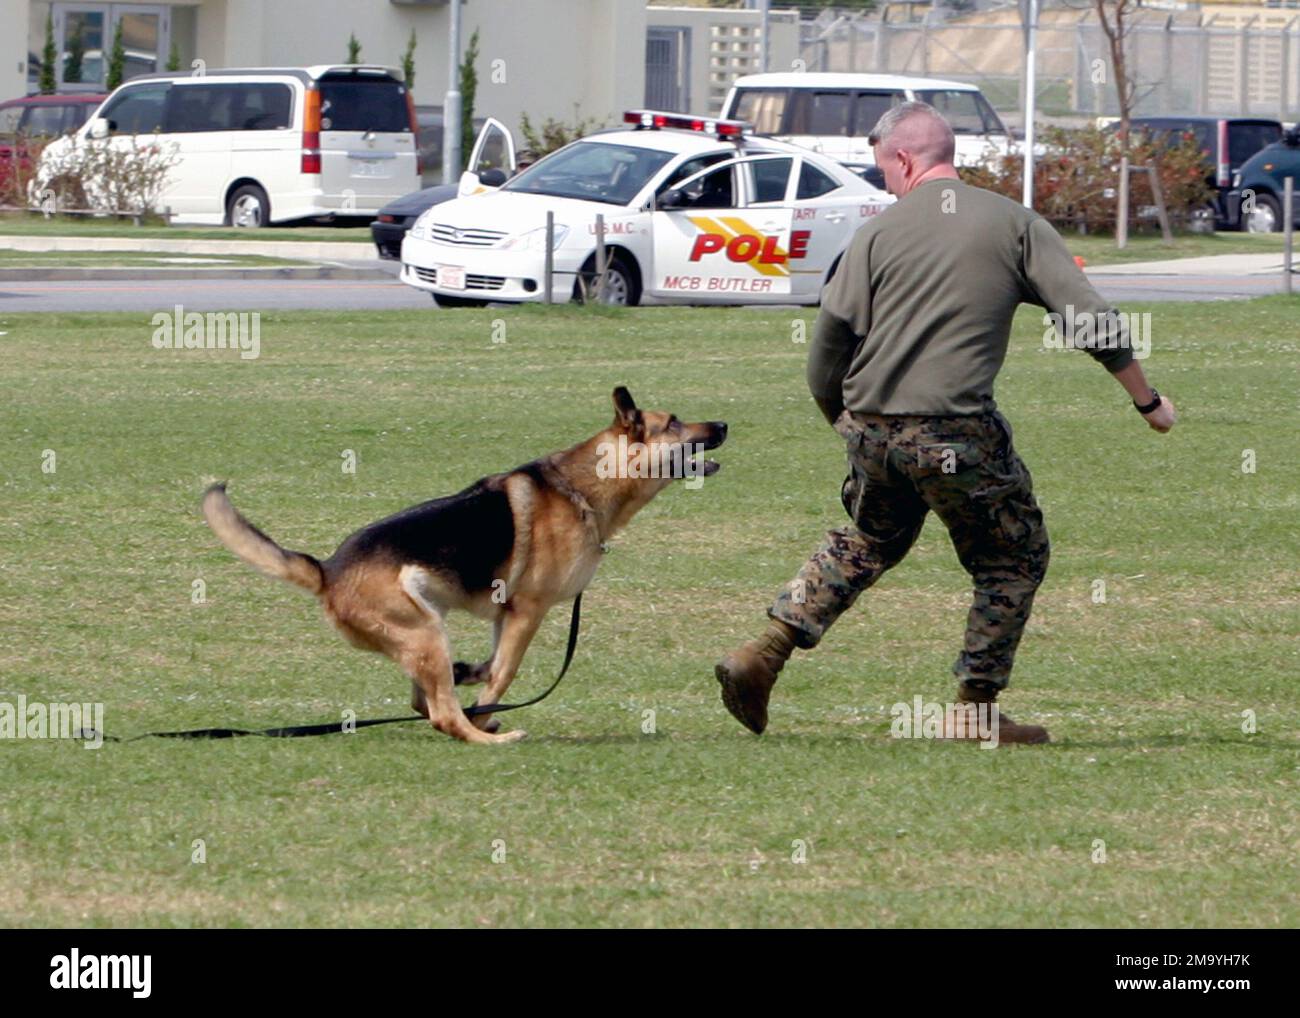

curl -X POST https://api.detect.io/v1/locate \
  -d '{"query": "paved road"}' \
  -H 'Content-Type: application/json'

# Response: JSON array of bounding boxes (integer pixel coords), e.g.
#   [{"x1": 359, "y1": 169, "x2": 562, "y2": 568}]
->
[
  {"x1": 0, "y1": 270, "x2": 1291, "y2": 313},
  {"x1": 1086, "y1": 272, "x2": 1292, "y2": 303}
]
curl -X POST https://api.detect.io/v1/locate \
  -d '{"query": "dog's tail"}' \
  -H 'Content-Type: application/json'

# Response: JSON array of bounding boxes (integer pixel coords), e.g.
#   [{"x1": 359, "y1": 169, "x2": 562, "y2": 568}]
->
[{"x1": 201, "y1": 483, "x2": 324, "y2": 595}]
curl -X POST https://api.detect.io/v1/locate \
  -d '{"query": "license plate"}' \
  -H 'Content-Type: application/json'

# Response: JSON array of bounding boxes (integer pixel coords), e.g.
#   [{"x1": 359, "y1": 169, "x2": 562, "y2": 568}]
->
[
  {"x1": 438, "y1": 265, "x2": 466, "y2": 290},
  {"x1": 351, "y1": 159, "x2": 386, "y2": 178}
]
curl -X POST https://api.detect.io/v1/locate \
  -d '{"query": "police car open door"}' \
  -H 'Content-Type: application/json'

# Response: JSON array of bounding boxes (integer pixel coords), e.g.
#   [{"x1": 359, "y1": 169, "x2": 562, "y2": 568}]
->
[
  {"x1": 650, "y1": 155, "x2": 798, "y2": 303},
  {"x1": 458, "y1": 117, "x2": 516, "y2": 196}
]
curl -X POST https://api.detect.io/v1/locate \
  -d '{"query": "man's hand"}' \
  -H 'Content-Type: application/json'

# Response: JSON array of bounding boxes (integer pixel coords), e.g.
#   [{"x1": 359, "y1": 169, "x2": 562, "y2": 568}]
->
[
  {"x1": 1112, "y1": 363, "x2": 1175, "y2": 434},
  {"x1": 1141, "y1": 395, "x2": 1176, "y2": 433}
]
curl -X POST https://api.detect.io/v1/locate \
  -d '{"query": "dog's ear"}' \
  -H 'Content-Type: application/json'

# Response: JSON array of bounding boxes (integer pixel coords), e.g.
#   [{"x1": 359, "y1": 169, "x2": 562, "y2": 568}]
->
[{"x1": 612, "y1": 386, "x2": 642, "y2": 434}]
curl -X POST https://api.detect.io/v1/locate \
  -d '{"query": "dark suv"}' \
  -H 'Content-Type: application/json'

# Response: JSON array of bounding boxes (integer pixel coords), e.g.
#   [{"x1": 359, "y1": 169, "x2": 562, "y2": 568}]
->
[
  {"x1": 1226, "y1": 127, "x2": 1300, "y2": 232},
  {"x1": 1126, "y1": 116, "x2": 1283, "y2": 229}
]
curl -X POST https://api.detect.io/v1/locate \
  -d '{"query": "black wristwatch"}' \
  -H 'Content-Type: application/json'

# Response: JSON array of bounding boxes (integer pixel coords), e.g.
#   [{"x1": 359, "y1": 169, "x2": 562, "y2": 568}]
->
[{"x1": 1134, "y1": 389, "x2": 1161, "y2": 415}]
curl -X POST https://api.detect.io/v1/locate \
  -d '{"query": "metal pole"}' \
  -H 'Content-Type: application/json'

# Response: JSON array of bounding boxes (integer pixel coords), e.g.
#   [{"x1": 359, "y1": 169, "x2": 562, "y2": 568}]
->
[
  {"x1": 594, "y1": 213, "x2": 607, "y2": 303},
  {"x1": 442, "y1": 0, "x2": 462, "y2": 186},
  {"x1": 1284, "y1": 176, "x2": 1294, "y2": 296},
  {"x1": 1021, "y1": 0, "x2": 1038, "y2": 209},
  {"x1": 758, "y1": 0, "x2": 770, "y2": 73},
  {"x1": 1117, "y1": 155, "x2": 1129, "y2": 250},
  {"x1": 544, "y1": 211, "x2": 554, "y2": 305}
]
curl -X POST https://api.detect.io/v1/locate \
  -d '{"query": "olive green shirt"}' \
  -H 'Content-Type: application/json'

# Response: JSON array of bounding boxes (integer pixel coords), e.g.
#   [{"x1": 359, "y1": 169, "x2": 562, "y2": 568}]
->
[{"x1": 808, "y1": 178, "x2": 1134, "y2": 421}]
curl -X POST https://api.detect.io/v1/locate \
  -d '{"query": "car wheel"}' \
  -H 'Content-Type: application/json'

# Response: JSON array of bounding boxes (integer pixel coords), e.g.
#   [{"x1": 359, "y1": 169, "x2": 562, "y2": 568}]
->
[
  {"x1": 431, "y1": 293, "x2": 489, "y2": 309},
  {"x1": 1244, "y1": 193, "x2": 1281, "y2": 233},
  {"x1": 226, "y1": 184, "x2": 270, "y2": 228},
  {"x1": 574, "y1": 253, "x2": 640, "y2": 306}
]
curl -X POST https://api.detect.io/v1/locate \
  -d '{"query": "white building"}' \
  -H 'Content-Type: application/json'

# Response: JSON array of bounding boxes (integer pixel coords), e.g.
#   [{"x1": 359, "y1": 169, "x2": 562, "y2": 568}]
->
[{"x1": 2, "y1": 1, "x2": 799, "y2": 133}]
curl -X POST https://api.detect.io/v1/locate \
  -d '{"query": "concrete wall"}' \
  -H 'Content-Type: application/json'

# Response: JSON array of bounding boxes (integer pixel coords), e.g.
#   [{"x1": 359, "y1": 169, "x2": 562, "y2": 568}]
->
[
  {"x1": 195, "y1": 0, "x2": 646, "y2": 137},
  {"x1": 4, "y1": 0, "x2": 647, "y2": 141},
  {"x1": 647, "y1": 4, "x2": 800, "y2": 114},
  {"x1": 2, "y1": 0, "x2": 35, "y2": 98}
]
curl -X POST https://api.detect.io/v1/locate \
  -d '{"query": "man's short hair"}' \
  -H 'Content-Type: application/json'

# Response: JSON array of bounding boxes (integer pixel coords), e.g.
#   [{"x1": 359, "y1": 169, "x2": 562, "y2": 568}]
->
[{"x1": 868, "y1": 101, "x2": 956, "y2": 167}]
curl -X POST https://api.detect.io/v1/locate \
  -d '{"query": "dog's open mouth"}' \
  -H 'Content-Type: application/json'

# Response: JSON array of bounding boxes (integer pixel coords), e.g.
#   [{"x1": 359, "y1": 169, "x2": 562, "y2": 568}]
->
[
  {"x1": 689, "y1": 422, "x2": 727, "y2": 477},
  {"x1": 689, "y1": 454, "x2": 721, "y2": 477}
]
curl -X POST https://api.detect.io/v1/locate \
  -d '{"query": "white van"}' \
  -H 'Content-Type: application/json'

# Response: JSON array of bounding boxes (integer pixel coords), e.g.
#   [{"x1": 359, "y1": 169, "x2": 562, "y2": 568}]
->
[
  {"x1": 39, "y1": 65, "x2": 419, "y2": 226},
  {"x1": 720, "y1": 73, "x2": 1010, "y2": 169}
]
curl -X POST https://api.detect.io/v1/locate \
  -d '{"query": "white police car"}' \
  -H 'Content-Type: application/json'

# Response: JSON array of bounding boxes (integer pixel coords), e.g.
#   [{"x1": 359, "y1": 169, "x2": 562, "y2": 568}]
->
[{"x1": 399, "y1": 110, "x2": 894, "y2": 307}]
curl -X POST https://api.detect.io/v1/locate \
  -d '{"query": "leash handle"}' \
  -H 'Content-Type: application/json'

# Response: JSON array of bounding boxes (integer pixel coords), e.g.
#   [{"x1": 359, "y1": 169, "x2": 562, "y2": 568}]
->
[{"x1": 92, "y1": 594, "x2": 583, "y2": 741}]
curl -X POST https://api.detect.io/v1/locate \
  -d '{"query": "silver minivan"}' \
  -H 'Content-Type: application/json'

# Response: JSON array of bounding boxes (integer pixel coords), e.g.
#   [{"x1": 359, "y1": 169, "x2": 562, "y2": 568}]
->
[{"x1": 39, "y1": 64, "x2": 419, "y2": 226}]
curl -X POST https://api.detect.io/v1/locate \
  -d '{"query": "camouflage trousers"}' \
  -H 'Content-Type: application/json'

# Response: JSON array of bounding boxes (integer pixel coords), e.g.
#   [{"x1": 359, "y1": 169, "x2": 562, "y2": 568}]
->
[{"x1": 769, "y1": 410, "x2": 1050, "y2": 694}]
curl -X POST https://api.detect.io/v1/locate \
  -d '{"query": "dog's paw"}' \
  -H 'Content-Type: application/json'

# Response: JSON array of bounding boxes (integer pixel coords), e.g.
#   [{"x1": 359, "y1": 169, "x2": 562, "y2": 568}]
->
[{"x1": 453, "y1": 660, "x2": 489, "y2": 685}]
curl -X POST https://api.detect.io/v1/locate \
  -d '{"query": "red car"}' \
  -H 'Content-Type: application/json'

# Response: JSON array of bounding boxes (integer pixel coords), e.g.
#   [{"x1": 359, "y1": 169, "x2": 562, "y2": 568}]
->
[{"x1": 0, "y1": 93, "x2": 107, "y2": 159}]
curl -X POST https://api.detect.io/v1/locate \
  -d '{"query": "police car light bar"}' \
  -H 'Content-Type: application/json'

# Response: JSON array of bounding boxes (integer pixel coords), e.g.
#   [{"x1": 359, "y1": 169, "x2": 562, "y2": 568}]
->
[{"x1": 623, "y1": 110, "x2": 750, "y2": 139}]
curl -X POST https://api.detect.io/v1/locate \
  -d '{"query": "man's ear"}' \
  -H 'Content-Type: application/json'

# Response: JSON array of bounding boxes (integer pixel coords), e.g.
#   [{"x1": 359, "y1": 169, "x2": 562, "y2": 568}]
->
[{"x1": 612, "y1": 386, "x2": 642, "y2": 434}]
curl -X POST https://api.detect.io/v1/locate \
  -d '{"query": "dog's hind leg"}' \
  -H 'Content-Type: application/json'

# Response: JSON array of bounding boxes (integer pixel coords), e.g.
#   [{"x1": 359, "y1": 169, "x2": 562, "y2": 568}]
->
[
  {"x1": 470, "y1": 601, "x2": 546, "y2": 732},
  {"x1": 398, "y1": 621, "x2": 525, "y2": 745}
]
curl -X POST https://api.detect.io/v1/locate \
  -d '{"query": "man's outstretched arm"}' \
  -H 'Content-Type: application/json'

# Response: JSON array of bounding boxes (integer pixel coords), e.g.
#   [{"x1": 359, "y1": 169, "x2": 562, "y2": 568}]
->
[{"x1": 1022, "y1": 217, "x2": 1176, "y2": 434}]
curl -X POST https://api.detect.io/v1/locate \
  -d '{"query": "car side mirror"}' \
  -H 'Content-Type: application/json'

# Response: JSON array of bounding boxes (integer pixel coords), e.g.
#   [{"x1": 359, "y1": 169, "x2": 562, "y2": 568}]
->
[
  {"x1": 88, "y1": 117, "x2": 110, "y2": 139},
  {"x1": 479, "y1": 168, "x2": 507, "y2": 187},
  {"x1": 657, "y1": 187, "x2": 687, "y2": 210},
  {"x1": 1284, "y1": 127, "x2": 1300, "y2": 147}
]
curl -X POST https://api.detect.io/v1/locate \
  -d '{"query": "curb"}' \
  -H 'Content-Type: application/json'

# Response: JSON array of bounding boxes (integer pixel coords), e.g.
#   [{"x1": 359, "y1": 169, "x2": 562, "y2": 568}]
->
[
  {"x1": 0, "y1": 265, "x2": 396, "y2": 281},
  {"x1": 2, "y1": 235, "x2": 376, "y2": 260}
]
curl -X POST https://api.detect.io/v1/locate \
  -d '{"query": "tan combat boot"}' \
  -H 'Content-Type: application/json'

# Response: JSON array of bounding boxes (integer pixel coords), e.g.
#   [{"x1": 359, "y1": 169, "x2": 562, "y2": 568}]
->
[
  {"x1": 945, "y1": 682, "x2": 1050, "y2": 745},
  {"x1": 714, "y1": 620, "x2": 800, "y2": 734}
]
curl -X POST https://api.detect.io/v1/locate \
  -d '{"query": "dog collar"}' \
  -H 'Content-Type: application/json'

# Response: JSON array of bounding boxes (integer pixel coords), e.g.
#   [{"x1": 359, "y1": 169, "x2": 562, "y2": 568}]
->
[{"x1": 536, "y1": 457, "x2": 604, "y2": 547}]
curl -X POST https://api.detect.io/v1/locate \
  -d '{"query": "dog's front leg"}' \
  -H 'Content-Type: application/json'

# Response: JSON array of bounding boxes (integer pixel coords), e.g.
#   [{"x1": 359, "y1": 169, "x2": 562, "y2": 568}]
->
[{"x1": 470, "y1": 600, "x2": 547, "y2": 731}]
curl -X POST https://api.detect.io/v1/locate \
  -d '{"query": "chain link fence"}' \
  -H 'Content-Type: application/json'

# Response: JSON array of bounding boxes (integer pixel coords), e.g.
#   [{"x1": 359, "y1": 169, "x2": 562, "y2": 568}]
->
[{"x1": 799, "y1": 4, "x2": 1300, "y2": 122}]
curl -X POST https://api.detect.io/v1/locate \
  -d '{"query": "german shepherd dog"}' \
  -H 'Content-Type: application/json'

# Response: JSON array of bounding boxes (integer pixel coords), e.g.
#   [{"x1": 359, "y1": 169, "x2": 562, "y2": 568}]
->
[{"x1": 202, "y1": 388, "x2": 726, "y2": 744}]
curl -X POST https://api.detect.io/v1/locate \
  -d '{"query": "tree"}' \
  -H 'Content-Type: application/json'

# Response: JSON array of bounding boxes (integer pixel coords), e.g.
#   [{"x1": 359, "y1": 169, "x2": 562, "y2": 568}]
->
[
  {"x1": 520, "y1": 110, "x2": 603, "y2": 157},
  {"x1": 347, "y1": 31, "x2": 362, "y2": 64},
  {"x1": 165, "y1": 41, "x2": 182, "y2": 73},
  {"x1": 1092, "y1": 0, "x2": 1144, "y2": 246},
  {"x1": 39, "y1": 13, "x2": 57, "y2": 94},
  {"x1": 401, "y1": 29, "x2": 417, "y2": 91},
  {"x1": 1092, "y1": 0, "x2": 1137, "y2": 153},
  {"x1": 459, "y1": 29, "x2": 480, "y2": 172},
  {"x1": 107, "y1": 21, "x2": 126, "y2": 91},
  {"x1": 63, "y1": 23, "x2": 84, "y2": 84}
]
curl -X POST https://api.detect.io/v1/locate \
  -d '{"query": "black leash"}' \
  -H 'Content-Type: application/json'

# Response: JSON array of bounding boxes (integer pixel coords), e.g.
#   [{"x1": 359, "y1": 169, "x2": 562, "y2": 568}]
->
[{"x1": 83, "y1": 595, "x2": 582, "y2": 743}]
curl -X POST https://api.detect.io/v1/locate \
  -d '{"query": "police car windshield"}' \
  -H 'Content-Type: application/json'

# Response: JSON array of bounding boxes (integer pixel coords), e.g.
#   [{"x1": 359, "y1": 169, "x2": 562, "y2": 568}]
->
[{"x1": 502, "y1": 140, "x2": 676, "y2": 205}]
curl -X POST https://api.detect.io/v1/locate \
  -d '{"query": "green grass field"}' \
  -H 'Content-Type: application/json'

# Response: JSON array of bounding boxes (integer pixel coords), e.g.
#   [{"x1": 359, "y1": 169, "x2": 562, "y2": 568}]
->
[{"x1": 0, "y1": 300, "x2": 1296, "y2": 928}]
